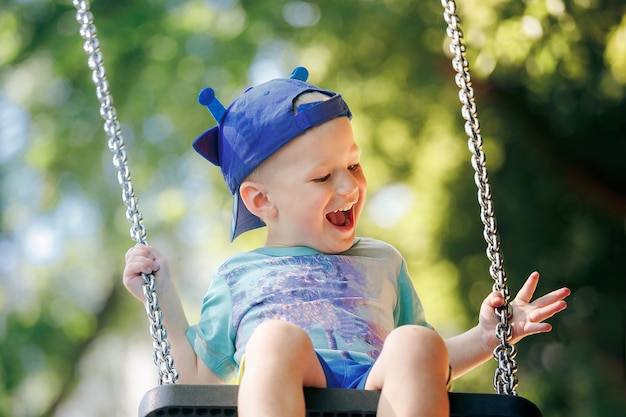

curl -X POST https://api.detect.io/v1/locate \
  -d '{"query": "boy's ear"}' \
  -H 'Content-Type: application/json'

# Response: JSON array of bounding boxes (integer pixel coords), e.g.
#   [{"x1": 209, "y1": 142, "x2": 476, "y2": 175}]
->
[{"x1": 239, "y1": 181, "x2": 276, "y2": 219}]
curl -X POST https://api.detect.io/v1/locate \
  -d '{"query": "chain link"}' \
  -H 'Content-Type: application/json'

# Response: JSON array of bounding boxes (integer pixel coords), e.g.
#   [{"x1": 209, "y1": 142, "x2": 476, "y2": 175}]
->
[
  {"x1": 441, "y1": 0, "x2": 518, "y2": 395},
  {"x1": 73, "y1": 0, "x2": 179, "y2": 386}
]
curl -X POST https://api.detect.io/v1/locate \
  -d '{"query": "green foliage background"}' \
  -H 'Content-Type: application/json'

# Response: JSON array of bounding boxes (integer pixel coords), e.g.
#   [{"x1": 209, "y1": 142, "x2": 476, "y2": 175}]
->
[{"x1": 1, "y1": 0, "x2": 624, "y2": 416}]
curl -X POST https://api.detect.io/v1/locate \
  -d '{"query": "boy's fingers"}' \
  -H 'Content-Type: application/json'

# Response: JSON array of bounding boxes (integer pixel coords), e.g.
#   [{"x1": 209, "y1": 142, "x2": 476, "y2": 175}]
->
[
  {"x1": 488, "y1": 291, "x2": 505, "y2": 307},
  {"x1": 530, "y1": 287, "x2": 571, "y2": 308},
  {"x1": 126, "y1": 245, "x2": 145, "y2": 260},
  {"x1": 532, "y1": 300, "x2": 568, "y2": 322},
  {"x1": 523, "y1": 322, "x2": 552, "y2": 336},
  {"x1": 514, "y1": 271, "x2": 540, "y2": 304},
  {"x1": 124, "y1": 253, "x2": 159, "y2": 277},
  {"x1": 125, "y1": 245, "x2": 157, "y2": 262}
]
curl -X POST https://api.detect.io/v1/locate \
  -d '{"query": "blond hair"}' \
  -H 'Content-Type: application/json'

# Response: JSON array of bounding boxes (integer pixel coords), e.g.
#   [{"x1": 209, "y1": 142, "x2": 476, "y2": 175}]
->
[{"x1": 293, "y1": 91, "x2": 331, "y2": 113}]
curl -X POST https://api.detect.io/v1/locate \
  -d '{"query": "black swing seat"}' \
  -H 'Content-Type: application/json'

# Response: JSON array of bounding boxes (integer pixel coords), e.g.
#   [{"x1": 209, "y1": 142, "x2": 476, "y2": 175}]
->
[{"x1": 139, "y1": 384, "x2": 542, "y2": 417}]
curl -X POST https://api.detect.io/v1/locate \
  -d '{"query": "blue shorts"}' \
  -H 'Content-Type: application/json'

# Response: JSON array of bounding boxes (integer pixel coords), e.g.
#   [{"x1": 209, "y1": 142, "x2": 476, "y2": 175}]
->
[
  {"x1": 316, "y1": 353, "x2": 373, "y2": 389},
  {"x1": 316, "y1": 353, "x2": 454, "y2": 391},
  {"x1": 237, "y1": 352, "x2": 372, "y2": 388}
]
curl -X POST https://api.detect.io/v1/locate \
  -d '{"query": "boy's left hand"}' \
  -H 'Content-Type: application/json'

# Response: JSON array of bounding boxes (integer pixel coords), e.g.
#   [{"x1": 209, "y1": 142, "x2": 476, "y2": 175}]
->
[{"x1": 479, "y1": 271, "x2": 570, "y2": 346}]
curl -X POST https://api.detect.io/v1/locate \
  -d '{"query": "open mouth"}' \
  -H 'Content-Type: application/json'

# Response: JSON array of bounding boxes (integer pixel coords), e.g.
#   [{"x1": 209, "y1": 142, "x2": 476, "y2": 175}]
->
[{"x1": 326, "y1": 206, "x2": 354, "y2": 228}]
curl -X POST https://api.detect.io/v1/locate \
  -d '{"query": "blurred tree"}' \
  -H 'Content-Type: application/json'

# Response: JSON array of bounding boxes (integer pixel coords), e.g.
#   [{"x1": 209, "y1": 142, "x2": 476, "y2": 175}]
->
[{"x1": 0, "y1": 0, "x2": 624, "y2": 416}]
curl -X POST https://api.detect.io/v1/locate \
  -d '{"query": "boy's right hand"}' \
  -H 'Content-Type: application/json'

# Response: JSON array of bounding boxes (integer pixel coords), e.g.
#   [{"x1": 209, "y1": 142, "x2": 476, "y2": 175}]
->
[{"x1": 123, "y1": 245, "x2": 170, "y2": 302}]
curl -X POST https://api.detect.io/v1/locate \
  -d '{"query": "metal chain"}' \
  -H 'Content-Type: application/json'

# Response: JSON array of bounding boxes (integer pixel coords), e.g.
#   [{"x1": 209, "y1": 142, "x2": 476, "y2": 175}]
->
[
  {"x1": 73, "y1": 0, "x2": 179, "y2": 386},
  {"x1": 440, "y1": 0, "x2": 518, "y2": 395}
]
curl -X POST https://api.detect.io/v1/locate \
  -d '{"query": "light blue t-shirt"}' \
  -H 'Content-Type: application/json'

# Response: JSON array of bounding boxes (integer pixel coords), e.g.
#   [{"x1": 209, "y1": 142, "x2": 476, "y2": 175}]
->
[{"x1": 187, "y1": 237, "x2": 431, "y2": 381}]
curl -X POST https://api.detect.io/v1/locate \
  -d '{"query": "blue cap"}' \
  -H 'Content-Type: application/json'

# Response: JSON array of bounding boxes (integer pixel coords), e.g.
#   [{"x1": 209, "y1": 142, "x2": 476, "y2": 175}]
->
[{"x1": 193, "y1": 67, "x2": 352, "y2": 240}]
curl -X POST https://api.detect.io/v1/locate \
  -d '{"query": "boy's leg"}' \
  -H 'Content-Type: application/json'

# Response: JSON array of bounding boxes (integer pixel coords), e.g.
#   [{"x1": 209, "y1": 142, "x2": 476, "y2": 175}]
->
[
  {"x1": 365, "y1": 325, "x2": 450, "y2": 417},
  {"x1": 238, "y1": 320, "x2": 327, "y2": 417}
]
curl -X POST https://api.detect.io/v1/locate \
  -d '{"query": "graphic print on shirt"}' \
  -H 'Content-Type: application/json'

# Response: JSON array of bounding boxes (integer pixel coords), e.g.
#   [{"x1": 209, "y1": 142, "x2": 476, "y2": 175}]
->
[{"x1": 223, "y1": 253, "x2": 386, "y2": 360}]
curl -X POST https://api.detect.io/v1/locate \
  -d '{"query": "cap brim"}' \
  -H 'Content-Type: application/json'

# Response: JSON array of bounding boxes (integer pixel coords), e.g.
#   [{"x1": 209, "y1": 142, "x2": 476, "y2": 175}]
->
[
  {"x1": 231, "y1": 190, "x2": 266, "y2": 241},
  {"x1": 192, "y1": 126, "x2": 220, "y2": 165}
]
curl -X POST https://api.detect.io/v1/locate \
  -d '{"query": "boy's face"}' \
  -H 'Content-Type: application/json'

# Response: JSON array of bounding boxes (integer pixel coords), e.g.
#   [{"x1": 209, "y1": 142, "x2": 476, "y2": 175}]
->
[{"x1": 257, "y1": 117, "x2": 366, "y2": 253}]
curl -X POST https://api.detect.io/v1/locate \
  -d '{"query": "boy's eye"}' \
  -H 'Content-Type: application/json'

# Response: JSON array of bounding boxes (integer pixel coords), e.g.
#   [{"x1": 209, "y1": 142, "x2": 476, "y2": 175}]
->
[
  {"x1": 348, "y1": 163, "x2": 360, "y2": 171},
  {"x1": 314, "y1": 174, "x2": 331, "y2": 183}
]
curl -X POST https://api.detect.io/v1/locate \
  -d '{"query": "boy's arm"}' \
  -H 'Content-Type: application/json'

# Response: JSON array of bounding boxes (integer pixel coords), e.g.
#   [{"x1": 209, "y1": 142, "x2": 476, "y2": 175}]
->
[
  {"x1": 124, "y1": 245, "x2": 224, "y2": 384},
  {"x1": 445, "y1": 271, "x2": 570, "y2": 378}
]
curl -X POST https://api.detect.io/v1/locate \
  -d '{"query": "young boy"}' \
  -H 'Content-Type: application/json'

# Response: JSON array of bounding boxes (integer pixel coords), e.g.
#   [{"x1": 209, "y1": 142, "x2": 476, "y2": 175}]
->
[{"x1": 123, "y1": 67, "x2": 570, "y2": 417}]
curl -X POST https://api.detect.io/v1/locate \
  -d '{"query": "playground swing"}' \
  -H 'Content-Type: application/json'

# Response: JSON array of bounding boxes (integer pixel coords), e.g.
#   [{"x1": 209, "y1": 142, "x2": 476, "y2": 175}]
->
[{"x1": 73, "y1": 0, "x2": 542, "y2": 416}]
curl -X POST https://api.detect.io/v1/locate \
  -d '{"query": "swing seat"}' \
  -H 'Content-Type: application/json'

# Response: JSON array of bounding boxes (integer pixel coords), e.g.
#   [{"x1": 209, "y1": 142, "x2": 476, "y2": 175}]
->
[{"x1": 138, "y1": 384, "x2": 542, "y2": 417}]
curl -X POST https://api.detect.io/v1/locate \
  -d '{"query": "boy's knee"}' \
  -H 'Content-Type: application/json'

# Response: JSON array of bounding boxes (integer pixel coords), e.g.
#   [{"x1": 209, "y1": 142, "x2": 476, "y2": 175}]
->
[
  {"x1": 385, "y1": 325, "x2": 448, "y2": 362},
  {"x1": 242, "y1": 320, "x2": 326, "y2": 388},
  {"x1": 251, "y1": 319, "x2": 306, "y2": 338},
  {"x1": 386, "y1": 324, "x2": 440, "y2": 342},
  {"x1": 366, "y1": 326, "x2": 449, "y2": 390},
  {"x1": 247, "y1": 320, "x2": 312, "y2": 356}
]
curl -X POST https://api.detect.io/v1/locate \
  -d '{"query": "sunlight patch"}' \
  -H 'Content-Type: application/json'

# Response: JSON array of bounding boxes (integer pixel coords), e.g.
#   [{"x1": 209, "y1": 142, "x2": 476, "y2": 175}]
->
[{"x1": 367, "y1": 183, "x2": 415, "y2": 229}]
